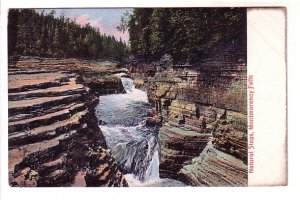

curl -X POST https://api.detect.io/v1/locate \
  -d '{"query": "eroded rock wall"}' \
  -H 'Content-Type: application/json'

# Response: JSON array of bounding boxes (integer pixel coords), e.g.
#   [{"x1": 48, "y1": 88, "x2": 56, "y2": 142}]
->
[
  {"x1": 8, "y1": 57, "x2": 128, "y2": 187},
  {"x1": 128, "y1": 54, "x2": 248, "y2": 186}
]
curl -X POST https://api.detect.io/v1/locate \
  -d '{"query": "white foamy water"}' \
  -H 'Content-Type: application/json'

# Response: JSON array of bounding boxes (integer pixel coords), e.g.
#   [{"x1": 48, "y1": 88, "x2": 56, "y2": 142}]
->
[
  {"x1": 121, "y1": 77, "x2": 148, "y2": 102},
  {"x1": 124, "y1": 174, "x2": 186, "y2": 187},
  {"x1": 96, "y1": 76, "x2": 186, "y2": 186},
  {"x1": 145, "y1": 150, "x2": 160, "y2": 181}
]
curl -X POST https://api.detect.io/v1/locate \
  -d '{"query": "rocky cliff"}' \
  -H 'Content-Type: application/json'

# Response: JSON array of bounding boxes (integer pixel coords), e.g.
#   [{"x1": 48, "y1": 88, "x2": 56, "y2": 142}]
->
[
  {"x1": 178, "y1": 143, "x2": 247, "y2": 186},
  {"x1": 8, "y1": 57, "x2": 128, "y2": 187},
  {"x1": 128, "y1": 47, "x2": 248, "y2": 186}
]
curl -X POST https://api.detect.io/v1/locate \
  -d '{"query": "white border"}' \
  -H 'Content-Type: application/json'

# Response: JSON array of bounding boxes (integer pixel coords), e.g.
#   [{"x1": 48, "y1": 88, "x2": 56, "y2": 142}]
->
[
  {"x1": 1, "y1": 0, "x2": 299, "y2": 199},
  {"x1": 247, "y1": 8, "x2": 287, "y2": 186}
]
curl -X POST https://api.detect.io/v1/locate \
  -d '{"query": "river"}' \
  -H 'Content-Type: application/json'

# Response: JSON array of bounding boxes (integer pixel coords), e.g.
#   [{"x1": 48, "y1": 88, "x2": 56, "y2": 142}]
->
[{"x1": 95, "y1": 76, "x2": 186, "y2": 187}]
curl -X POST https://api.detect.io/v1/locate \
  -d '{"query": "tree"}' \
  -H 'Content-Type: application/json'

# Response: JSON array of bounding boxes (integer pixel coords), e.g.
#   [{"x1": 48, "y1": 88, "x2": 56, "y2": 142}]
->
[
  {"x1": 123, "y1": 8, "x2": 246, "y2": 63},
  {"x1": 8, "y1": 9, "x2": 129, "y2": 61}
]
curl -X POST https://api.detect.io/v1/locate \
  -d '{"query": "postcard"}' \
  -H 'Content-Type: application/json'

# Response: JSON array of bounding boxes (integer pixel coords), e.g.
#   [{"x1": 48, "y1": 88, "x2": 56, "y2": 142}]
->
[{"x1": 0, "y1": 1, "x2": 288, "y2": 199}]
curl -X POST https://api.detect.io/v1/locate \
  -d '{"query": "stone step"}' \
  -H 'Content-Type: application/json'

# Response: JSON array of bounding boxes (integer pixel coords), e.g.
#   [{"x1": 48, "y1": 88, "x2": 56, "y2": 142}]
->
[
  {"x1": 184, "y1": 124, "x2": 203, "y2": 133},
  {"x1": 8, "y1": 94, "x2": 83, "y2": 117},
  {"x1": 37, "y1": 167, "x2": 76, "y2": 187},
  {"x1": 8, "y1": 87, "x2": 86, "y2": 102},
  {"x1": 185, "y1": 118, "x2": 202, "y2": 128},
  {"x1": 8, "y1": 101, "x2": 82, "y2": 122},
  {"x1": 8, "y1": 72, "x2": 71, "y2": 93},
  {"x1": 8, "y1": 103, "x2": 87, "y2": 133},
  {"x1": 8, "y1": 78, "x2": 85, "y2": 101},
  {"x1": 9, "y1": 135, "x2": 65, "y2": 172},
  {"x1": 8, "y1": 70, "x2": 59, "y2": 76},
  {"x1": 9, "y1": 109, "x2": 87, "y2": 149},
  {"x1": 9, "y1": 125, "x2": 91, "y2": 174},
  {"x1": 8, "y1": 79, "x2": 69, "y2": 93}
]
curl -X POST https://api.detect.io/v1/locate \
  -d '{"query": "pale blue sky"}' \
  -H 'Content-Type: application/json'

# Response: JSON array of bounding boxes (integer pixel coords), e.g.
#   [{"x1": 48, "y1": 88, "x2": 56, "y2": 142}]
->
[{"x1": 37, "y1": 9, "x2": 132, "y2": 42}]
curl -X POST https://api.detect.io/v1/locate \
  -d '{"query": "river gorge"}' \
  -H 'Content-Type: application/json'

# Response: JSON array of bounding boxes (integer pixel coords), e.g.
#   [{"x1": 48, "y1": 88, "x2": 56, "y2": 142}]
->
[
  {"x1": 8, "y1": 55, "x2": 248, "y2": 187},
  {"x1": 7, "y1": 8, "x2": 249, "y2": 188}
]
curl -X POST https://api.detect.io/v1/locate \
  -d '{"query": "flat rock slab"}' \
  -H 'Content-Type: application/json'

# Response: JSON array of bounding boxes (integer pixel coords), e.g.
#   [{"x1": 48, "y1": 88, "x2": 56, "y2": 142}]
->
[{"x1": 8, "y1": 72, "x2": 67, "y2": 89}]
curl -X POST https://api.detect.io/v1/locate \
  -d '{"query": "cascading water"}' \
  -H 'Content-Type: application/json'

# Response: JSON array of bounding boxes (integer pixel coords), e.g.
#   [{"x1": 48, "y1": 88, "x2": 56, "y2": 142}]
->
[
  {"x1": 144, "y1": 149, "x2": 160, "y2": 181},
  {"x1": 95, "y1": 74, "x2": 186, "y2": 186}
]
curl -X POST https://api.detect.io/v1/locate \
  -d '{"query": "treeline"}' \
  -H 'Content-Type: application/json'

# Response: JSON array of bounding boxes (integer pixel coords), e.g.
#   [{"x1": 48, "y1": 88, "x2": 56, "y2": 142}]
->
[
  {"x1": 8, "y1": 9, "x2": 129, "y2": 61},
  {"x1": 122, "y1": 8, "x2": 246, "y2": 63}
]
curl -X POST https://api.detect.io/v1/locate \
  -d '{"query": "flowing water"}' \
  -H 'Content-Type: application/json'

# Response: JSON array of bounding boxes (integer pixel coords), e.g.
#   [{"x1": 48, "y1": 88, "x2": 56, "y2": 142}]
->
[{"x1": 95, "y1": 76, "x2": 186, "y2": 187}]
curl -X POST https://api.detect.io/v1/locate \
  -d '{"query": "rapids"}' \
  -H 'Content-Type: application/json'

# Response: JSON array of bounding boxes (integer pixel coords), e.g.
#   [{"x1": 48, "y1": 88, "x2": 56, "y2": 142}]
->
[{"x1": 96, "y1": 76, "x2": 186, "y2": 186}]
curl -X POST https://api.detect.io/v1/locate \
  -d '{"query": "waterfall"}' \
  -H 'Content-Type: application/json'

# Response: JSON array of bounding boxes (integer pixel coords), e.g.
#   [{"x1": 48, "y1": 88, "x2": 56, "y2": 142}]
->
[
  {"x1": 96, "y1": 75, "x2": 186, "y2": 186},
  {"x1": 145, "y1": 149, "x2": 160, "y2": 181}
]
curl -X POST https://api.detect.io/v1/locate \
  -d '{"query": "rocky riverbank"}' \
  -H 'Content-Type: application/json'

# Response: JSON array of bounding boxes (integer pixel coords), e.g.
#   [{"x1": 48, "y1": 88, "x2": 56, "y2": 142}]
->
[
  {"x1": 8, "y1": 57, "x2": 128, "y2": 187},
  {"x1": 127, "y1": 50, "x2": 248, "y2": 186}
]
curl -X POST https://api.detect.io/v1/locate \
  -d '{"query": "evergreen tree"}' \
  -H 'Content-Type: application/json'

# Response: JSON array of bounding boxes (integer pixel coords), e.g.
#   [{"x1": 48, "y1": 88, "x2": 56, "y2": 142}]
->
[
  {"x1": 8, "y1": 9, "x2": 129, "y2": 61},
  {"x1": 123, "y1": 8, "x2": 246, "y2": 63}
]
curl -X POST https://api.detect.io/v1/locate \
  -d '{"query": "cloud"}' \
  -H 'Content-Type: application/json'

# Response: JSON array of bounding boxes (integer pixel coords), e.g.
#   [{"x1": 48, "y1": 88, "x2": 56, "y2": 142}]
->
[
  {"x1": 75, "y1": 15, "x2": 108, "y2": 33},
  {"x1": 75, "y1": 14, "x2": 129, "y2": 42},
  {"x1": 113, "y1": 30, "x2": 129, "y2": 42}
]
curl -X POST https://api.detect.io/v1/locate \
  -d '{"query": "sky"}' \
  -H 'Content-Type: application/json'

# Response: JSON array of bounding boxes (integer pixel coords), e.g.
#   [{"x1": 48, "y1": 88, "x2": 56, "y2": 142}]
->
[{"x1": 37, "y1": 9, "x2": 132, "y2": 43}]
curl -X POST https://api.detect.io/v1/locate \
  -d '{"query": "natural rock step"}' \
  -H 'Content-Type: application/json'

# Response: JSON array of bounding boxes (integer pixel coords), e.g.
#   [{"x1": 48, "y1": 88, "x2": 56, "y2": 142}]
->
[
  {"x1": 8, "y1": 73, "x2": 71, "y2": 93},
  {"x1": 9, "y1": 107, "x2": 86, "y2": 137},
  {"x1": 160, "y1": 147, "x2": 197, "y2": 159},
  {"x1": 8, "y1": 79, "x2": 69, "y2": 93},
  {"x1": 8, "y1": 70, "x2": 59, "y2": 76},
  {"x1": 26, "y1": 155, "x2": 69, "y2": 186},
  {"x1": 8, "y1": 57, "x2": 129, "y2": 187},
  {"x1": 8, "y1": 96, "x2": 86, "y2": 122},
  {"x1": 10, "y1": 126, "x2": 95, "y2": 174},
  {"x1": 8, "y1": 103, "x2": 87, "y2": 133},
  {"x1": 8, "y1": 94, "x2": 83, "y2": 117},
  {"x1": 37, "y1": 167, "x2": 76, "y2": 187},
  {"x1": 212, "y1": 130, "x2": 248, "y2": 162},
  {"x1": 168, "y1": 116, "x2": 185, "y2": 125},
  {"x1": 8, "y1": 78, "x2": 85, "y2": 101},
  {"x1": 9, "y1": 135, "x2": 66, "y2": 172},
  {"x1": 169, "y1": 107, "x2": 197, "y2": 117},
  {"x1": 85, "y1": 150, "x2": 128, "y2": 187},
  {"x1": 185, "y1": 118, "x2": 203, "y2": 128},
  {"x1": 40, "y1": 156, "x2": 65, "y2": 171},
  {"x1": 9, "y1": 109, "x2": 87, "y2": 149},
  {"x1": 184, "y1": 125, "x2": 203, "y2": 133},
  {"x1": 9, "y1": 101, "x2": 73, "y2": 122},
  {"x1": 168, "y1": 121, "x2": 184, "y2": 127}
]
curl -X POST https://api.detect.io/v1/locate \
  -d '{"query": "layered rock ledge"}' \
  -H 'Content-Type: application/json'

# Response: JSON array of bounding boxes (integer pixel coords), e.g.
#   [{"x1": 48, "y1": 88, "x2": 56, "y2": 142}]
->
[
  {"x1": 127, "y1": 51, "x2": 248, "y2": 186},
  {"x1": 179, "y1": 143, "x2": 247, "y2": 186},
  {"x1": 8, "y1": 57, "x2": 128, "y2": 187}
]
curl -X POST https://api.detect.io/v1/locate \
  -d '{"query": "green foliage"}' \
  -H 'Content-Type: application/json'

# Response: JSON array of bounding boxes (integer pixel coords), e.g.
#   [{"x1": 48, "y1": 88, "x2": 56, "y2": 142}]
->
[
  {"x1": 125, "y1": 8, "x2": 246, "y2": 63},
  {"x1": 8, "y1": 9, "x2": 129, "y2": 61}
]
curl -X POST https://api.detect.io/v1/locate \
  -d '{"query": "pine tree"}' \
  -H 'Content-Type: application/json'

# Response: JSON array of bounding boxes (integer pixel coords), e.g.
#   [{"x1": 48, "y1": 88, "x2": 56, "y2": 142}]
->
[{"x1": 8, "y1": 9, "x2": 129, "y2": 61}]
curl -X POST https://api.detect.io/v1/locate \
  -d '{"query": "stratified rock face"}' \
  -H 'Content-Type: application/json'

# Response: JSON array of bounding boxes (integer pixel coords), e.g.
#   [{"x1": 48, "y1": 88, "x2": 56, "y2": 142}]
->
[
  {"x1": 128, "y1": 52, "x2": 247, "y2": 185},
  {"x1": 8, "y1": 57, "x2": 127, "y2": 187},
  {"x1": 212, "y1": 112, "x2": 248, "y2": 163},
  {"x1": 83, "y1": 147, "x2": 128, "y2": 187},
  {"x1": 159, "y1": 126, "x2": 211, "y2": 179},
  {"x1": 81, "y1": 73, "x2": 126, "y2": 95},
  {"x1": 147, "y1": 66, "x2": 247, "y2": 114},
  {"x1": 179, "y1": 144, "x2": 247, "y2": 186}
]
